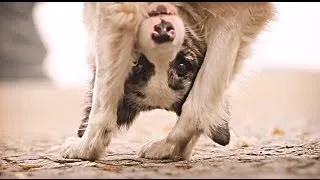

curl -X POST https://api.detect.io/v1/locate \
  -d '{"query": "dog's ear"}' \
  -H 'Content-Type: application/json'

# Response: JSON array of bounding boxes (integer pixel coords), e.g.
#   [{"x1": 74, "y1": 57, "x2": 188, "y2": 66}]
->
[
  {"x1": 208, "y1": 121, "x2": 230, "y2": 146},
  {"x1": 210, "y1": 95, "x2": 231, "y2": 146}
]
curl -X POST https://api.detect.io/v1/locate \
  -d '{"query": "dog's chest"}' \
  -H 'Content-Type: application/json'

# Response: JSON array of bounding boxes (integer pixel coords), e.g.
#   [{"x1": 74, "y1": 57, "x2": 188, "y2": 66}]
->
[{"x1": 140, "y1": 63, "x2": 178, "y2": 108}]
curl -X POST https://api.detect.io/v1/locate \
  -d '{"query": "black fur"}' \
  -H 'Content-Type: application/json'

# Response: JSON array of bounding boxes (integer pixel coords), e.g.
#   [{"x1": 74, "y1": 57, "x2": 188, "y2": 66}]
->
[
  {"x1": 117, "y1": 54, "x2": 155, "y2": 127},
  {"x1": 78, "y1": 66, "x2": 95, "y2": 138},
  {"x1": 117, "y1": 32, "x2": 206, "y2": 127},
  {"x1": 208, "y1": 98, "x2": 231, "y2": 146},
  {"x1": 78, "y1": 26, "x2": 207, "y2": 136},
  {"x1": 209, "y1": 123, "x2": 230, "y2": 146}
]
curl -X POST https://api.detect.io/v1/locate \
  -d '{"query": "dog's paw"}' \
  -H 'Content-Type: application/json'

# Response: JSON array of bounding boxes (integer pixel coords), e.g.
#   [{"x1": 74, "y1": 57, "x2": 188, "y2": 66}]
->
[
  {"x1": 104, "y1": 2, "x2": 148, "y2": 31},
  {"x1": 60, "y1": 137, "x2": 102, "y2": 161},
  {"x1": 138, "y1": 139, "x2": 184, "y2": 161},
  {"x1": 60, "y1": 137, "x2": 83, "y2": 159}
]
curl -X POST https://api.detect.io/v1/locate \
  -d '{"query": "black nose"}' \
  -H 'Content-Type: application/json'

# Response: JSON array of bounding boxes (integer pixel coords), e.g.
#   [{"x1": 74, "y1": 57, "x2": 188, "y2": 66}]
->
[{"x1": 151, "y1": 19, "x2": 175, "y2": 44}]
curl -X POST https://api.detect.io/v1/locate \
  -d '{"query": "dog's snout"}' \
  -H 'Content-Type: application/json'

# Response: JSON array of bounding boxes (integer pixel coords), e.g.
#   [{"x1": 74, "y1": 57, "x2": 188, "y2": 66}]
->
[{"x1": 152, "y1": 19, "x2": 175, "y2": 44}]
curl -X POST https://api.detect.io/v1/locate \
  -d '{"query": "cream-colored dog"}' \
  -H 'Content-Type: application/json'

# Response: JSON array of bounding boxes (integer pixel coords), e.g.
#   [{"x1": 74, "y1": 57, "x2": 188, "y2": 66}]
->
[{"x1": 60, "y1": 2, "x2": 275, "y2": 161}]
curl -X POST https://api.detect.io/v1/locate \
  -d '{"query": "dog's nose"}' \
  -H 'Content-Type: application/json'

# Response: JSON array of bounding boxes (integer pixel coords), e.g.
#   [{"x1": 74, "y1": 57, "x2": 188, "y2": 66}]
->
[{"x1": 151, "y1": 19, "x2": 175, "y2": 44}]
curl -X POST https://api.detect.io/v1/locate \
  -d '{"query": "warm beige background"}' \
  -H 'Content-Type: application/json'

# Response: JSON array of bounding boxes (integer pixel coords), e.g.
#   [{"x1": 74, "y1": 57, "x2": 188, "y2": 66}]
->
[{"x1": 1, "y1": 67, "x2": 319, "y2": 147}]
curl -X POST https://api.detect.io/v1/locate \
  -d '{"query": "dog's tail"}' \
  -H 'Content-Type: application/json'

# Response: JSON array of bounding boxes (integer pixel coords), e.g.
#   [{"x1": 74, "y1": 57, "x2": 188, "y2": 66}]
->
[{"x1": 77, "y1": 66, "x2": 95, "y2": 138}]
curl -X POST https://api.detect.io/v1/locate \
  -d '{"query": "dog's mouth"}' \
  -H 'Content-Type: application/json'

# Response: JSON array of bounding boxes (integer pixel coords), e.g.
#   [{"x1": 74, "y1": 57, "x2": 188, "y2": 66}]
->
[{"x1": 148, "y1": 4, "x2": 176, "y2": 17}]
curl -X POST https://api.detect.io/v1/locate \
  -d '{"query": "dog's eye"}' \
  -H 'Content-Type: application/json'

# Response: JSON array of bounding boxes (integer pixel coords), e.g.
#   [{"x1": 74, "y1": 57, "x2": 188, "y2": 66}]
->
[
  {"x1": 133, "y1": 64, "x2": 143, "y2": 74},
  {"x1": 174, "y1": 53, "x2": 193, "y2": 77},
  {"x1": 175, "y1": 59, "x2": 192, "y2": 77},
  {"x1": 176, "y1": 63, "x2": 188, "y2": 76},
  {"x1": 173, "y1": 52, "x2": 195, "y2": 77}
]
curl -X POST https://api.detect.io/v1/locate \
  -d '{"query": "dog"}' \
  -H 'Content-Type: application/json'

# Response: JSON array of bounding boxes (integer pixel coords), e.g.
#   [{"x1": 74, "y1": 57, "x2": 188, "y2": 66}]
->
[{"x1": 60, "y1": 2, "x2": 275, "y2": 161}]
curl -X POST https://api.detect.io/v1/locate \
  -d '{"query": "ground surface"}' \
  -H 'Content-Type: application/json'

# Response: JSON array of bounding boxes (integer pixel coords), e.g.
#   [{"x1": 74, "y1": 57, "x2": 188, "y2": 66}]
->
[
  {"x1": 1, "y1": 135, "x2": 320, "y2": 179},
  {"x1": 1, "y1": 69, "x2": 320, "y2": 178}
]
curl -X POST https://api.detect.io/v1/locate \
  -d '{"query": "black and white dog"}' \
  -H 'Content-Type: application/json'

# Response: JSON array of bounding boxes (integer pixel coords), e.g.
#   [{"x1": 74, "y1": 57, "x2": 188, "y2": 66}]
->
[{"x1": 60, "y1": 2, "x2": 275, "y2": 161}]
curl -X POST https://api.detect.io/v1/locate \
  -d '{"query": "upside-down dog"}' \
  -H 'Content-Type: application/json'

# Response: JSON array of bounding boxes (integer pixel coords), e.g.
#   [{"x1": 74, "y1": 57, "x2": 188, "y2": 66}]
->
[{"x1": 60, "y1": 2, "x2": 275, "y2": 161}]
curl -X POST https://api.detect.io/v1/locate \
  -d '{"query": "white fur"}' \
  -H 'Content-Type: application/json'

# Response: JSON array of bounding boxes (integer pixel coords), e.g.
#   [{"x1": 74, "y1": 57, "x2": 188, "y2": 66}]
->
[
  {"x1": 140, "y1": 61, "x2": 178, "y2": 109},
  {"x1": 60, "y1": 2, "x2": 274, "y2": 161},
  {"x1": 60, "y1": 2, "x2": 148, "y2": 160},
  {"x1": 136, "y1": 13, "x2": 186, "y2": 108},
  {"x1": 60, "y1": 2, "x2": 187, "y2": 160}
]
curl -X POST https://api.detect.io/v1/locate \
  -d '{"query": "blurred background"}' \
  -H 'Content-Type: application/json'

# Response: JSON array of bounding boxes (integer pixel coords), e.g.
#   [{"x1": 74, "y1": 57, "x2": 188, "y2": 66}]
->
[{"x1": 0, "y1": 2, "x2": 319, "y2": 147}]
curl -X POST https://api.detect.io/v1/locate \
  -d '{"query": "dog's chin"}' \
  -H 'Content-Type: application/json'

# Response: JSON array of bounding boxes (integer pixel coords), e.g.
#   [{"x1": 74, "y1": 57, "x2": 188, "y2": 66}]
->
[{"x1": 137, "y1": 15, "x2": 185, "y2": 60}]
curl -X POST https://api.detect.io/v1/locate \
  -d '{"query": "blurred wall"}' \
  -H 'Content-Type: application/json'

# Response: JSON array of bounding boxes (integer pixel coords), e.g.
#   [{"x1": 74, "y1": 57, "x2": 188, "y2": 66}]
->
[{"x1": 0, "y1": 2, "x2": 47, "y2": 81}]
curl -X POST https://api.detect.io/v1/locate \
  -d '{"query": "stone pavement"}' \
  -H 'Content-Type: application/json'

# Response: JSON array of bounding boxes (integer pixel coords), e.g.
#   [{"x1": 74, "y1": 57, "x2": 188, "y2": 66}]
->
[
  {"x1": 1, "y1": 134, "x2": 320, "y2": 179},
  {"x1": 0, "y1": 75, "x2": 320, "y2": 178}
]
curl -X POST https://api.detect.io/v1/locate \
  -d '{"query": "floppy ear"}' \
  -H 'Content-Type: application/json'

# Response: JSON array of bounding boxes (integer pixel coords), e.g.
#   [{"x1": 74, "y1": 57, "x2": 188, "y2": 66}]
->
[
  {"x1": 210, "y1": 122, "x2": 230, "y2": 146},
  {"x1": 207, "y1": 96, "x2": 231, "y2": 146}
]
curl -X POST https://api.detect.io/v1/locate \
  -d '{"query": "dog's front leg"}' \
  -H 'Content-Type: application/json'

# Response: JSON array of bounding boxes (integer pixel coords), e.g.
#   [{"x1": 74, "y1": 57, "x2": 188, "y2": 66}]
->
[
  {"x1": 60, "y1": 2, "x2": 148, "y2": 161},
  {"x1": 139, "y1": 19, "x2": 240, "y2": 160}
]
